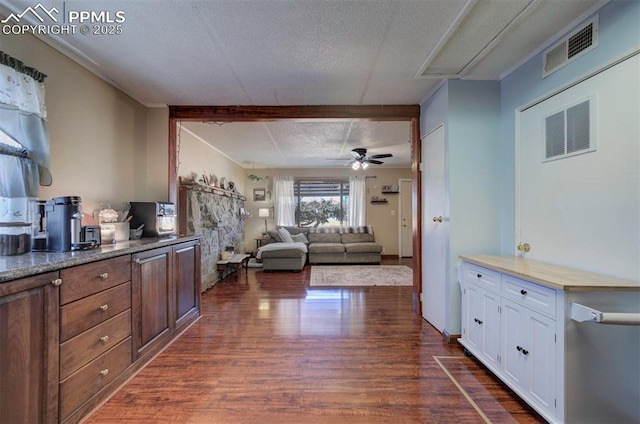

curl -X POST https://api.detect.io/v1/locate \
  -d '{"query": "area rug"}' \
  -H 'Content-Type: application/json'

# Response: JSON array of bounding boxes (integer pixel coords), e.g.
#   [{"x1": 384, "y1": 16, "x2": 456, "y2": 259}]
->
[{"x1": 309, "y1": 265, "x2": 413, "y2": 287}]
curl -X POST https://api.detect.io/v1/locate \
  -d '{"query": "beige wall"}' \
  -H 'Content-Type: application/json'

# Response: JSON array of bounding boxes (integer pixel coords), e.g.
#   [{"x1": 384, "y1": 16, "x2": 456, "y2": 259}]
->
[
  {"x1": 242, "y1": 167, "x2": 412, "y2": 255},
  {"x1": 0, "y1": 32, "x2": 168, "y2": 221},
  {"x1": 176, "y1": 127, "x2": 246, "y2": 195}
]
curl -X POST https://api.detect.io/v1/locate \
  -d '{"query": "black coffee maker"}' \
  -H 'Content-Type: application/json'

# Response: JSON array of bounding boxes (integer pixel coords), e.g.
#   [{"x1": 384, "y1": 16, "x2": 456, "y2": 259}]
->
[{"x1": 45, "y1": 196, "x2": 83, "y2": 252}]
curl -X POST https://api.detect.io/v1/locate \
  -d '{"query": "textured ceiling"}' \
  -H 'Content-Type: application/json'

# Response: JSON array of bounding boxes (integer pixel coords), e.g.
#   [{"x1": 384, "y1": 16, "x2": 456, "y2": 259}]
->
[{"x1": 0, "y1": 0, "x2": 605, "y2": 168}]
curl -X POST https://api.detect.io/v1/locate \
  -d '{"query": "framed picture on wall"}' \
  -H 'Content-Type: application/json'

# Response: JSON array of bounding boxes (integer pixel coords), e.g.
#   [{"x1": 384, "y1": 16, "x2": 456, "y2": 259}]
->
[{"x1": 253, "y1": 188, "x2": 266, "y2": 201}]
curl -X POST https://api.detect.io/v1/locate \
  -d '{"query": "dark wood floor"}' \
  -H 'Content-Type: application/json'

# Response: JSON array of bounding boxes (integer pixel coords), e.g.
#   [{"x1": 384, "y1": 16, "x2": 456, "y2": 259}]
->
[{"x1": 86, "y1": 257, "x2": 544, "y2": 423}]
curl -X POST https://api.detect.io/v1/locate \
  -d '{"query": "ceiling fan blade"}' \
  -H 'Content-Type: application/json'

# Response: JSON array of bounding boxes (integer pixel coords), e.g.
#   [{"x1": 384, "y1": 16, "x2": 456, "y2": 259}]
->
[
  {"x1": 365, "y1": 159, "x2": 384, "y2": 165},
  {"x1": 351, "y1": 148, "x2": 367, "y2": 158},
  {"x1": 369, "y1": 153, "x2": 392, "y2": 159}
]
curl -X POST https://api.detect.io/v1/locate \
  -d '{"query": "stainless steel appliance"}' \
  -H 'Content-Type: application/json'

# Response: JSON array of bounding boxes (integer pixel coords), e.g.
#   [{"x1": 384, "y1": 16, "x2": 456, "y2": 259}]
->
[{"x1": 129, "y1": 202, "x2": 176, "y2": 237}]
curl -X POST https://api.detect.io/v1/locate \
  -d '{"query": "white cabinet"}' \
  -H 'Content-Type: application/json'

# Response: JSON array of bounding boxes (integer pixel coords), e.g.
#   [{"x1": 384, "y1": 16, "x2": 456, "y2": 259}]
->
[
  {"x1": 460, "y1": 260, "x2": 558, "y2": 423},
  {"x1": 459, "y1": 255, "x2": 640, "y2": 424}
]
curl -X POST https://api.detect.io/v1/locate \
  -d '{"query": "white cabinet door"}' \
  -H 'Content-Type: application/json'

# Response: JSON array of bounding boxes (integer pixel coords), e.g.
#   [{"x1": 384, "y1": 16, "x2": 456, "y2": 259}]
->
[
  {"x1": 502, "y1": 299, "x2": 528, "y2": 387},
  {"x1": 502, "y1": 298, "x2": 556, "y2": 418},
  {"x1": 463, "y1": 283, "x2": 501, "y2": 370},
  {"x1": 526, "y1": 310, "x2": 556, "y2": 416}
]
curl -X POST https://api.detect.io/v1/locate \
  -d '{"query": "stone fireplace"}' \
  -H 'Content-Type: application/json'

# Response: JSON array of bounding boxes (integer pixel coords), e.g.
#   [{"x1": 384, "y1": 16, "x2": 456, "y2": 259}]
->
[{"x1": 179, "y1": 185, "x2": 246, "y2": 291}]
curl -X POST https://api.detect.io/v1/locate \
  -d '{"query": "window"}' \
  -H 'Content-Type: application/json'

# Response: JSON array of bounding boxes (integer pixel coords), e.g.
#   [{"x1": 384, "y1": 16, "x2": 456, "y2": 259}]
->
[{"x1": 294, "y1": 180, "x2": 349, "y2": 227}]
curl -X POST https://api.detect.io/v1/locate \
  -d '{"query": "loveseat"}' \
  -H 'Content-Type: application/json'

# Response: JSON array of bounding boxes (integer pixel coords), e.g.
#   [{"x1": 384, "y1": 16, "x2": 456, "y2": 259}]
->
[{"x1": 258, "y1": 226, "x2": 382, "y2": 271}]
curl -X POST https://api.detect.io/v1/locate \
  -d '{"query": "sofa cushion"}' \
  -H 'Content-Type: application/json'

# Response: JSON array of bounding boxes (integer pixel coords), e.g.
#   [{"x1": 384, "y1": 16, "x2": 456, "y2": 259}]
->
[
  {"x1": 291, "y1": 233, "x2": 309, "y2": 244},
  {"x1": 308, "y1": 232, "x2": 342, "y2": 243},
  {"x1": 308, "y1": 242, "x2": 345, "y2": 254},
  {"x1": 341, "y1": 233, "x2": 375, "y2": 243},
  {"x1": 278, "y1": 228, "x2": 294, "y2": 243},
  {"x1": 344, "y1": 242, "x2": 383, "y2": 254},
  {"x1": 281, "y1": 226, "x2": 309, "y2": 236},
  {"x1": 268, "y1": 229, "x2": 283, "y2": 242},
  {"x1": 260, "y1": 247, "x2": 307, "y2": 258}
]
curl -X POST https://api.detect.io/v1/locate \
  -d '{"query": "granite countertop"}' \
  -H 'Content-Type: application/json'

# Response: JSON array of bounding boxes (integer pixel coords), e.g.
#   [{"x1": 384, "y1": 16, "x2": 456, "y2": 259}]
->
[
  {"x1": 0, "y1": 235, "x2": 200, "y2": 283},
  {"x1": 460, "y1": 255, "x2": 640, "y2": 291}
]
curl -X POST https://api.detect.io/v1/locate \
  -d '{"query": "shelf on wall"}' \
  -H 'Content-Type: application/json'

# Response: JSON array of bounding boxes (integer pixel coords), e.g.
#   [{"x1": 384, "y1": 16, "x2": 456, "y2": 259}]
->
[
  {"x1": 180, "y1": 183, "x2": 246, "y2": 201},
  {"x1": 381, "y1": 190, "x2": 399, "y2": 194},
  {"x1": 370, "y1": 200, "x2": 388, "y2": 204}
]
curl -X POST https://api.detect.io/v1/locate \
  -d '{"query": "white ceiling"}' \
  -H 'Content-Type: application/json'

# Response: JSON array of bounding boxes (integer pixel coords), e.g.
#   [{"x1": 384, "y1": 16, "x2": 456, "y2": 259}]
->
[{"x1": 0, "y1": 0, "x2": 605, "y2": 169}]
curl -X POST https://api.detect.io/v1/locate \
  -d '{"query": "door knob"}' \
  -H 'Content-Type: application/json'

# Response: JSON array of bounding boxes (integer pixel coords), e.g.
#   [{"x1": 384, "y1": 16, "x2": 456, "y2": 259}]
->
[{"x1": 432, "y1": 216, "x2": 443, "y2": 223}]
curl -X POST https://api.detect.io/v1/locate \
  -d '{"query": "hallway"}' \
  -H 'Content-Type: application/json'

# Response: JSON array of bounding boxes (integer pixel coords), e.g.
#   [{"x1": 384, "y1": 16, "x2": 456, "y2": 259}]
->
[{"x1": 87, "y1": 259, "x2": 543, "y2": 423}]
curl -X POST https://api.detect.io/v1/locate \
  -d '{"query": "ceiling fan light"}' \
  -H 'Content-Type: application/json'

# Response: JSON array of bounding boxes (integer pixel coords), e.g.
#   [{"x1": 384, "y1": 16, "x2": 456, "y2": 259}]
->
[
  {"x1": 352, "y1": 161, "x2": 360, "y2": 170},
  {"x1": 362, "y1": 162, "x2": 369, "y2": 169}
]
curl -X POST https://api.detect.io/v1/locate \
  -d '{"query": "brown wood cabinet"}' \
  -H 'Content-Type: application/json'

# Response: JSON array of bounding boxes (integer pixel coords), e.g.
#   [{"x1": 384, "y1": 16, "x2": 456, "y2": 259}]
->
[
  {"x1": 0, "y1": 272, "x2": 59, "y2": 424},
  {"x1": 0, "y1": 238, "x2": 200, "y2": 424},
  {"x1": 132, "y1": 246, "x2": 173, "y2": 359},
  {"x1": 172, "y1": 240, "x2": 200, "y2": 329}
]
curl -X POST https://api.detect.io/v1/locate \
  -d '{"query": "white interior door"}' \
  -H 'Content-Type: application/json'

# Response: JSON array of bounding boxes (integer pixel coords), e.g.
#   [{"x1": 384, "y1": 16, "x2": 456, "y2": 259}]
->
[
  {"x1": 421, "y1": 125, "x2": 447, "y2": 332},
  {"x1": 399, "y1": 178, "x2": 413, "y2": 257},
  {"x1": 517, "y1": 55, "x2": 639, "y2": 280}
]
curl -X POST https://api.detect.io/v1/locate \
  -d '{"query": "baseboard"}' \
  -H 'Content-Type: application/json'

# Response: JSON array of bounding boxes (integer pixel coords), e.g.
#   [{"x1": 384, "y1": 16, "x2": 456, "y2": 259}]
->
[{"x1": 442, "y1": 329, "x2": 461, "y2": 345}]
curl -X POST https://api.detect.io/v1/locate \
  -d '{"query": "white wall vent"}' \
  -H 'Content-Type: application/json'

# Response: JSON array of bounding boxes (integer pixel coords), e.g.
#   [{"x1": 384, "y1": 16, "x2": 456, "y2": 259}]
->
[
  {"x1": 543, "y1": 16, "x2": 599, "y2": 77},
  {"x1": 544, "y1": 97, "x2": 596, "y2": 162}
]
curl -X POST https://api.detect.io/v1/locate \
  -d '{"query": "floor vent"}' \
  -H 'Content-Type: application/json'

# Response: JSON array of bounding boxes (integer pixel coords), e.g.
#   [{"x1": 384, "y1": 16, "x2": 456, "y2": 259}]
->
[{"x1": 543, "y1": 16, "x2": 598, "y2": 77}]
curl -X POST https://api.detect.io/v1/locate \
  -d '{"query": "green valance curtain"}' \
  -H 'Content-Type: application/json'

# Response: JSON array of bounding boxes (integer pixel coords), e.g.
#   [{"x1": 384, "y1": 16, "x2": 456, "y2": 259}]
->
[{"x1": 0, "y1": 50, "x2": 52, "y2": 198}]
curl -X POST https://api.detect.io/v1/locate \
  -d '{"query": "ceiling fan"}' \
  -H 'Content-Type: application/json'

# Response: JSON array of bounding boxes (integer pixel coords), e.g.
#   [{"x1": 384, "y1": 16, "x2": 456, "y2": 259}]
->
[{"x1": 347, "y1": 148, "x2": 393, "y2": 170}]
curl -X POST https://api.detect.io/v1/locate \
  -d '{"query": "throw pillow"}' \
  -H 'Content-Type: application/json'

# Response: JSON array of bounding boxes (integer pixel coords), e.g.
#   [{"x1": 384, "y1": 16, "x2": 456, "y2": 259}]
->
[
  {"x1": 278, "y1": 227, "x2": 294, "y2": 243},
  {"x1": 291, "y1": 233, "x2": 309, "y2": 244},
  {"x1": 267, "y1": 229, "x2": 283, "y2": 242}
]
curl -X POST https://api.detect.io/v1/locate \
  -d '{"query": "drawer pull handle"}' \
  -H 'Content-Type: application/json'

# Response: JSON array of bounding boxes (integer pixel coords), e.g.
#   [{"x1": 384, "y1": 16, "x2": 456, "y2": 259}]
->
[
  {"x1": 99, "y1": 304, "x2": 109, "y2": 311},
  {"x1": 100, "y1": 369, "x2": 109, "y2": 376},
  {"x1": 477, "y1": 273, "x2": 482, "y2": 278},
  {"x1": 474, "y1": 318, "x2": 483, "y2": 325},
  {"x1": 51, "y1": 278, "x2": 63, "y2": 286},
  {"x1": 100, "y1": 272, "x2": 109, "y2": 280},
  {"x1": 100, "y1": 335, "x2": 110, "y2": 343},
  {"x1": 520, "y1": 289, "x2": 528, "y2": 295}
]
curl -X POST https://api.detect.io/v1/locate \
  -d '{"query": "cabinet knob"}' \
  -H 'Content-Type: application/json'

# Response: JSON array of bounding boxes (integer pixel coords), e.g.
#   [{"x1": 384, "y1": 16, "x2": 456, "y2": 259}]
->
[
  {"x1": 51, "y1": 278, "x2": 63, "y2": 286},
  {"x1": 134, "y1": 258, "x2": 141, "y2": 264},
  {"x1": 474, "y1": 318, "x2": 483, "y2": 325},
  {"x1": 100, "y1": 335, "x2": 110, "y2": 343},
  {"x1": 432, "y1": 216, "x2": 443, "y2": 223},
  {"x1": 99, "y1": 304, "x2": 109, "y2": 311},
  {"x1": 516, "y1": 345, "x2": 522, "y2": 352},
  {"x1": 477, "y1": 273, "x2": 482, "y2": 278},
  {"x1": 522, "y1": 348, "x2": 529, "y2": 355},
  {"x1": 100, "y1": 369, "x2": 109, "y2": 376},
  {"x1": 517, "y1": 243, "x2": 531, "y2": 252},
  {"x1": 99, "y1": 272, "x2": 109, "y2": 280},
  {"x1": 520, "y1": 289, "x2": 528, "y2": 295}
]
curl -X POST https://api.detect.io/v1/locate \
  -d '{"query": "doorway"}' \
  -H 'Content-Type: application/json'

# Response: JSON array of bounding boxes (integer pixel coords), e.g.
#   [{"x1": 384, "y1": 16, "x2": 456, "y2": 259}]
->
[{"x1": 168, "y1": 105, "x2": 424, "y2": 314}]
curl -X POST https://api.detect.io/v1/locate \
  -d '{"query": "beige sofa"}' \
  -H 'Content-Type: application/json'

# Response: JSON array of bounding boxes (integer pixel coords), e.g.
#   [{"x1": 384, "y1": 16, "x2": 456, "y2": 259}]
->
[{"x1": 259, "y1": 226, "x2": 382, "y2": 270}]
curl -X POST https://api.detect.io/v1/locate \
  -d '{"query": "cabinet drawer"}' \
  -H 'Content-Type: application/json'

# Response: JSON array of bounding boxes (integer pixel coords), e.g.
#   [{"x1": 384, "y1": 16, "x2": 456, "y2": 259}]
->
[
  {"x1": 60, "y1": 309, "x2": 132, "y2": 379},
  {"x1": 464, "y1": 263, "x2": 501, "y2": 294},
  {"x1": 502, "y1": 275, "x2": 556, "y2": 317},
  {"x1": 59, "y1": 337, "x2": 132, "y2": 420},
  {"x1": 60, "y1": 282, "x2": 131, "y2": 342},
  {"x1": 60, "y1": 255, "x2": 131, "y2": 305}
]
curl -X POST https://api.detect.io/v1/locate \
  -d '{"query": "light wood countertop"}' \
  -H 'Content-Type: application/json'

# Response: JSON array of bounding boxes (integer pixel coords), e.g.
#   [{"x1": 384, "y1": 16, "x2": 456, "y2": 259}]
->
[{"x1": 459, "y1": 255, "x2": 640, "y2": 291}]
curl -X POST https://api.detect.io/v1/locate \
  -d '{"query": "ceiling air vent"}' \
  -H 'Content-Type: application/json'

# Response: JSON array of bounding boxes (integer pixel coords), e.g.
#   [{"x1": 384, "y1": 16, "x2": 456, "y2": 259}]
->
[{"x1": 543, "y1": 16, "x2": 598, "y2": 78}]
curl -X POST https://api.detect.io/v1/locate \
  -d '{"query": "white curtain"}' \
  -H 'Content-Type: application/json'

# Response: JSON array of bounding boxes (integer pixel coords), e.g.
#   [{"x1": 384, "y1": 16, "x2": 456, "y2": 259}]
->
[
  {"x1": 273, "y1": 176, "x2": 296, "y2": 227},
  {"x1": 0, "y1": 53, "x2": 52, "y2": 198},
  {"x1": 348, "y1": 175, "x2": 366, "y2": 226}
]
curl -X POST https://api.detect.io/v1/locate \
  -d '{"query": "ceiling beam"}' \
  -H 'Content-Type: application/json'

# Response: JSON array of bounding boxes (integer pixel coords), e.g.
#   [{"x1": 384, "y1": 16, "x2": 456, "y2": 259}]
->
[{"x1": 169, "y1": 105, "x2": 420, "y2": 122}]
